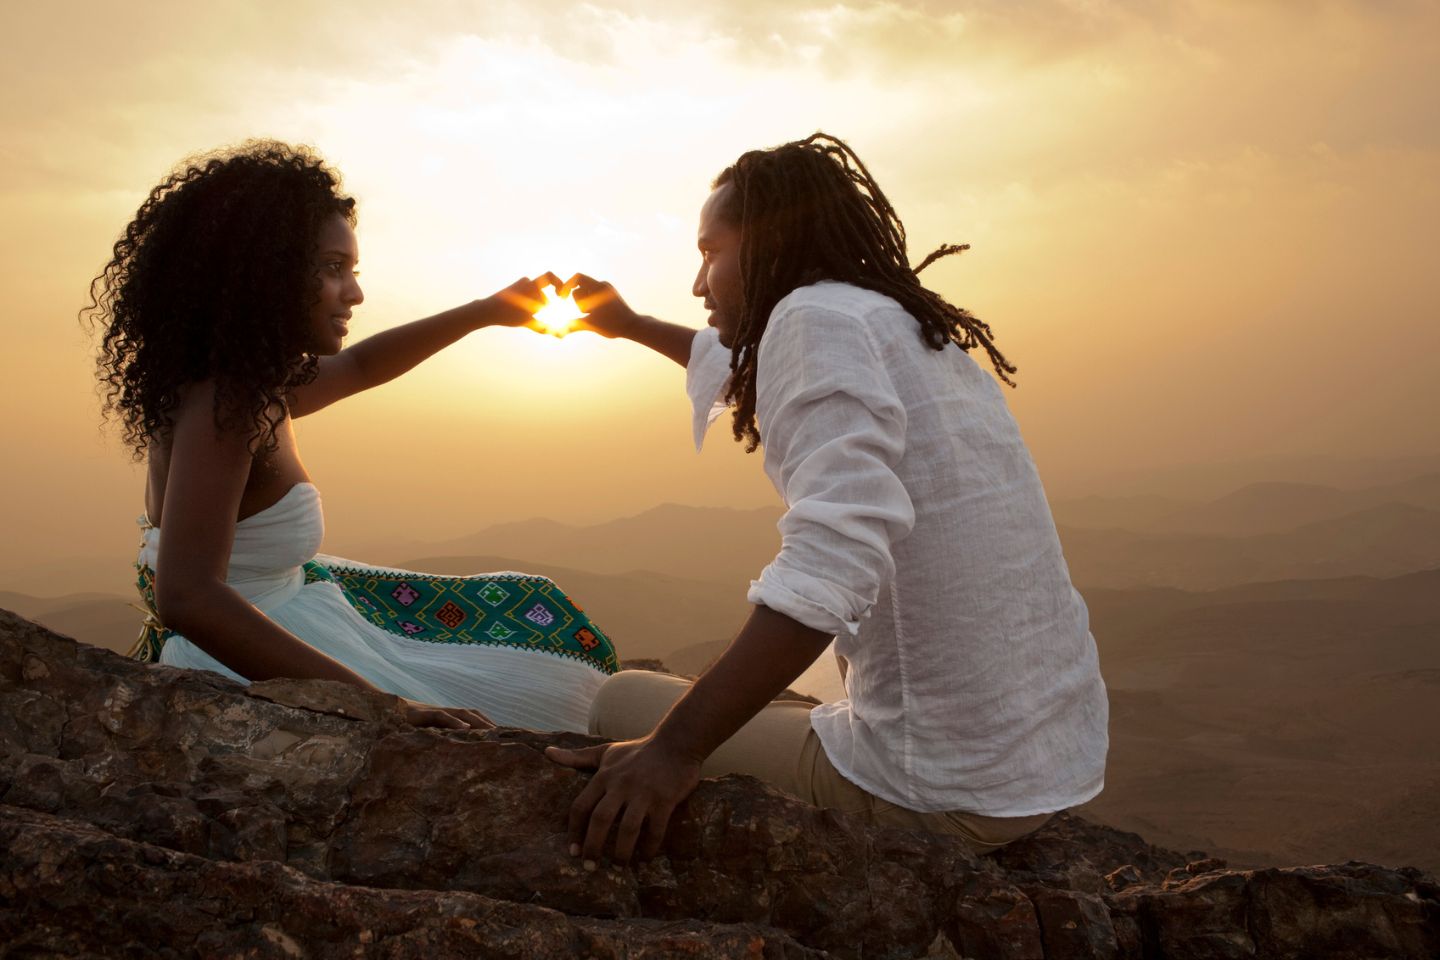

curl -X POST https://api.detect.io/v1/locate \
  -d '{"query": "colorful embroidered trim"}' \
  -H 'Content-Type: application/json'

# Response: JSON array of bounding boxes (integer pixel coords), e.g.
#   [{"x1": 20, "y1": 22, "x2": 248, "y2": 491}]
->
[
  {"x1": 130, "y1": 560, "x2": 618, "y2": 675},
  {"x1": 321, "y1": 561, "x2": 618, "y2": 675}
]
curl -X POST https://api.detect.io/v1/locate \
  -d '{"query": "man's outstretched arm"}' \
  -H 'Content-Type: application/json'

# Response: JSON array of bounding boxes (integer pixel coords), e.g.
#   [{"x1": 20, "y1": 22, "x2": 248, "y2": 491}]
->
[
  {"x1": 562, "y1": 272, "x2": 696, "y2": 367},
  {"x1": 545, "y1": 604, "x2": 831, "y2": 864}
]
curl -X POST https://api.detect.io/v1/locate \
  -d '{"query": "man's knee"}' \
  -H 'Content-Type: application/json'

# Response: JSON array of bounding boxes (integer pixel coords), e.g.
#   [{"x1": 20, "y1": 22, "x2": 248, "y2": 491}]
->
[{"x1": 588, "y1": 669, "x2": 692, "y2": 738}]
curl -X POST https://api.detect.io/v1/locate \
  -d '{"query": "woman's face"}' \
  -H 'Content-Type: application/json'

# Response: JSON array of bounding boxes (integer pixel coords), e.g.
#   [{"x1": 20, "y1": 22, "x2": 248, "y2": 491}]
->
[{"x1": 307, "y1": 214, "x2": 364, "y2": 355}]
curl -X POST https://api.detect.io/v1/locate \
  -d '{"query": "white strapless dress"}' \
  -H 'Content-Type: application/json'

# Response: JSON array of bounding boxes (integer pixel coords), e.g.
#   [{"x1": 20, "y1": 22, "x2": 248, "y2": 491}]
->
[{"x1": 137, "y1": 483, "x2": 612, "y2": 733}]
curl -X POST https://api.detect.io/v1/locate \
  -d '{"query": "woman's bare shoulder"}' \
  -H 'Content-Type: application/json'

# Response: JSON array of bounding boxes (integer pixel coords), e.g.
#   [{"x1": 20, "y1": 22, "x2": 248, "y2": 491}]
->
[{"x1": 144, "y1": 379, "x2": 305, "y2": 525}]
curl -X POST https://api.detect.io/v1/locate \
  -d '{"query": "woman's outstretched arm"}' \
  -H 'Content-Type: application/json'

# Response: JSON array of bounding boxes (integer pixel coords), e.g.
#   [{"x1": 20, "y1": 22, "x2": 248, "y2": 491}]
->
[{"x1": 288, "y1": 274, "x2": 561, "y2": 417}]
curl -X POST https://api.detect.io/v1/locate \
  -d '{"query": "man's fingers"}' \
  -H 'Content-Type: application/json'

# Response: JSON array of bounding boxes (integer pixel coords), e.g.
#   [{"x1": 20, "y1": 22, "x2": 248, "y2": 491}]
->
[
  {"x1": 612, "y1": 803, "x2": 650, "y2": 864},
  {"x1": 582, "y1": 795, "x2": 624, "y2": 862},
  {"x1": 545, "y1": 744, "x2": 608, "y2": 770},
  {"x1": 535, "y1": 270, "x2": 564, "y2": 291},
  {"x1": 640, "y1": 802, "x2": 675, "y2": 860},
  {"x1": 566, "y1": 774, "x2": 605, "y2": 844},
  {"x1": 556, "y1": 746, "x2": 616, "y2": 849},
  {"x1": 573, "y1": 285, "x2": 615, "y2": 313},
  {"x1": 559, "y1": 272, "x2": 595, "y2": 297}
]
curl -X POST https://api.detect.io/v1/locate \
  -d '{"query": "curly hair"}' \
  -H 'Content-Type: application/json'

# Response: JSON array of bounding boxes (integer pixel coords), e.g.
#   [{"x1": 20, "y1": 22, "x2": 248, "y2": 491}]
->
[
  {"x1": 82, "y1": 140, "x2": 356, "y2": 457},
  {"x1": 713, "y1": 133, "x2": 1016, "y2": 451}
]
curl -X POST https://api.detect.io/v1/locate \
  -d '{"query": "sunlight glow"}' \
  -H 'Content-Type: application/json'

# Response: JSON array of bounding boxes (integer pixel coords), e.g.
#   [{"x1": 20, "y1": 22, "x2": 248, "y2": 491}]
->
[{"x1": 533, "y1": 287, "x2": 586, "y2": 336}]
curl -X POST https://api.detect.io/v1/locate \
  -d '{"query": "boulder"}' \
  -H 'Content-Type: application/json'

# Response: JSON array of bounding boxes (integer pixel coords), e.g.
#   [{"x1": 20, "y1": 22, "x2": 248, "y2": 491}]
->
[{"x1": 2, "y1": 608, "x2": 1436, "y2": 958}]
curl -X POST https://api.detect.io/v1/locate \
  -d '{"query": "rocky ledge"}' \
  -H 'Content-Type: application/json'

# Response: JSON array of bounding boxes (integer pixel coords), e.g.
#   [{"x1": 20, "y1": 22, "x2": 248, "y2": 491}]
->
[{"x1": 1, "y1": 608, "x2": 1435, "y2": 959}]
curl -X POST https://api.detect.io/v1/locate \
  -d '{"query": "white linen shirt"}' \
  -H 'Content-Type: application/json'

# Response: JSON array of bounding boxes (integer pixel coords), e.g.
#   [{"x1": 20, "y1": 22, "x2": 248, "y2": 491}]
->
[{"x1": 686, "y1": 282, "x2": 1109, "y2": 816}]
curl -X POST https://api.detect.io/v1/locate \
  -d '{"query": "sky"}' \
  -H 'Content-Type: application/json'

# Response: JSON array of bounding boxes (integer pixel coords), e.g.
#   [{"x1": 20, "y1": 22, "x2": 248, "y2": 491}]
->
[{"x1": 2, "y1": 0, "x2": 1437, "y2": 585}]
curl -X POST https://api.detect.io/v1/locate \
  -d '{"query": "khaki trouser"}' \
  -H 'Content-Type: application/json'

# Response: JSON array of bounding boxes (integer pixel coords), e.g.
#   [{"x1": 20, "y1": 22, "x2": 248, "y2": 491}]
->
[{"x1": 589, "y1": 670, "x2": 1053, "y2": 853}]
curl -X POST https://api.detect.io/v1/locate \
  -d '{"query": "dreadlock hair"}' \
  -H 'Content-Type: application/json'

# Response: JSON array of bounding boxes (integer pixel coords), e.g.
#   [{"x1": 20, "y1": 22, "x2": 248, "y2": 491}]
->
[
  {"x1": 82, "y1": 140, "x2": 356, "y2": 459},
  {"x1": 713, "y1": 132, "x2": 1016, "y2": 451}
]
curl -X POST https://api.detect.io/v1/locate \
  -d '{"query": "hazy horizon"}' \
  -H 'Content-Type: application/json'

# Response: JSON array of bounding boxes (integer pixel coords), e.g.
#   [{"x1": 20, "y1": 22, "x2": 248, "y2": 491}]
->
[{"x1": 4, "y1": 0, "x2": 1438, "y2": 578}]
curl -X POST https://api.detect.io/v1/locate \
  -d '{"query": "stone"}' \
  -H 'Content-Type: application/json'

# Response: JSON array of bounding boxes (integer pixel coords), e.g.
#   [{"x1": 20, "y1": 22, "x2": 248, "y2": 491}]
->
[
  {"x1": 1024, "y1": 887, "x2": 1118, "y2": 959},
  {"x1": 3, "y1": 608, "x2": 1438, "y2": 959},
  {"x1": 1104, "y1": 864, "x2": 1144, "y2": 893},
  {"x1": 0, "y1": 805, "x2": 822, "y2": 959}
]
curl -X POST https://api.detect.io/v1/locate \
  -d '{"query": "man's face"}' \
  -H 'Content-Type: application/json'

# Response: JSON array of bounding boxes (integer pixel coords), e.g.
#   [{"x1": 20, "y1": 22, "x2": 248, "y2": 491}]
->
[
  {"x1": 307, "y1": 214, "x2": 364, "y2": 355},
  {"x1": 693, "y1": 184, "x2": 744, "y2": 348}
]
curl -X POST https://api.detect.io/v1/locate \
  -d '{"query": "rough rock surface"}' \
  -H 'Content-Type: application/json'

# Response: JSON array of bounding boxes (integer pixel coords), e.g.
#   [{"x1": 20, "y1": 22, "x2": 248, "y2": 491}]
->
[{"x1": 2, "y1": 608, "x2": 1436, "y2": 958}]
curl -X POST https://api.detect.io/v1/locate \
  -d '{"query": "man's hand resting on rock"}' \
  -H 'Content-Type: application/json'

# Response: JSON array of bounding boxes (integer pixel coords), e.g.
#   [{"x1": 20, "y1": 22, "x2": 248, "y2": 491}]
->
[
  {"x1": 544, "y1": 605, "x2": 832, "y2": 865},
  {"x1": 546, "y1": 735, "x2": 702, "y2": 864}
]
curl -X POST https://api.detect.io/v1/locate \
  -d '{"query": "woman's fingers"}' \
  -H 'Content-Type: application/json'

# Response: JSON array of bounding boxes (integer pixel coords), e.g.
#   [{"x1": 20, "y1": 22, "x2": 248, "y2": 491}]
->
[
  {"x1": 450, "y1": 708, "x2": 495, "y2": 729},
  {"x1": 402, "y1": 698, "x2": 496, "y2": 731},
  {"x1": 409, "y1": 704, "x2": 464, "y2": 729},
  {"x1": 502, "y1": 278, "x2": 547, "y2": 315}
]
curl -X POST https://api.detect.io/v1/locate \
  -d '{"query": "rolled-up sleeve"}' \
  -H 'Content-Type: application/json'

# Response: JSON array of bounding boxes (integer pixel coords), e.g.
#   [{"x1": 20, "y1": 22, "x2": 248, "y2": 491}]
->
[
  {"x1": 686, "y1": 327, "x2": 733, "y2": 451},
  {"x1": 748, "y1": 302, "x2": 915, "y2": 637}
]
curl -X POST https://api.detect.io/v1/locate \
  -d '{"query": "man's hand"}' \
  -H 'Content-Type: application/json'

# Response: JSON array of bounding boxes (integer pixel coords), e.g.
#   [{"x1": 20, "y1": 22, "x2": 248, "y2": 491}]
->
[
  {"x1": 556, "y1": 272, "x2": 696, "y2": 366},
  {"x1": 545, "y1": 606, "x2": 831, "y2": 864},
  {"x1": 545, "y1": 735, "x2": 702, "y2": 864},
  {"x1": 561, "y1": 272, "x2": 641, "y2": 340}
]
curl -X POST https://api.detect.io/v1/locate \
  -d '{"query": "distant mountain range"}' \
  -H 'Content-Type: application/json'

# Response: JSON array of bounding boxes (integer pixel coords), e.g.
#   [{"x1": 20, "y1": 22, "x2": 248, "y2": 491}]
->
[
  {"x1": 0, "y1": 591, "x2": 141, "y2": 657},
  {"x1": 362, "y1": 502, "x2": 785, "y2": 587},
  {"x1": 1063, "y1": 451, "x2": 1440, "y2": 502},
  {"x1": 375, "y1": 476, "x2": 1440, "y2": 593},
  {"x1": 1057, "y1": 501, "x2": 1440, "y2": 589},
  {"x1": 1053, "y1": 473, "x2": 1440, "y2": 537},
  {"x1": 24, "y1": 472, "x2": 1440, "y2": 635}
]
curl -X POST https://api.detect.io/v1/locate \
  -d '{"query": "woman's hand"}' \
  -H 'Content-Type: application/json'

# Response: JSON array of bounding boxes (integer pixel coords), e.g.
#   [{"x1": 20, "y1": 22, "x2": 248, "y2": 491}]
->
[
  {"x1": 400, "y1": 698, "x2": 495, "y2": 731},
  {"x1": 561, "y1": 273, "x2": 641, "y2": 340},
  {"x1": 478, "y1": 273, "x2": 565, "y2": 329}
]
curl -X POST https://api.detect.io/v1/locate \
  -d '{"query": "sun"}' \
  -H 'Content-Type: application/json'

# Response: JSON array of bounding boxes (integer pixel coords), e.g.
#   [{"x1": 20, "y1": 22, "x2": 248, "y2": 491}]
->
[{"x1": 533, "y1": 287, "x2": 585, "y2": 337}]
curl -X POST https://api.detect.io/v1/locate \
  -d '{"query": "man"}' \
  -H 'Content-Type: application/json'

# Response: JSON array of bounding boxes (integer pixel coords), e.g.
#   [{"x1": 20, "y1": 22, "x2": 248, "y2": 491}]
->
[{"x1": 546, "y1": 133, "x2": 1108, "y2": 865}]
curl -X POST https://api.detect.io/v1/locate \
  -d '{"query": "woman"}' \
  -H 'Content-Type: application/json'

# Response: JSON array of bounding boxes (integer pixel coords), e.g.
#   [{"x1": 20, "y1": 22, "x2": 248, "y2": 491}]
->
[{"x1": 84, "y1": 140, "x2": 616, "y2": 732}]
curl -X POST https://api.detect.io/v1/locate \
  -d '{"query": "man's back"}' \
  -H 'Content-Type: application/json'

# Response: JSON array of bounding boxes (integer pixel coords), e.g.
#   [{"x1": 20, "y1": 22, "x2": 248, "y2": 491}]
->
[{"x1": 720, "y1": 281, "x2": 1109, "y2": 816}]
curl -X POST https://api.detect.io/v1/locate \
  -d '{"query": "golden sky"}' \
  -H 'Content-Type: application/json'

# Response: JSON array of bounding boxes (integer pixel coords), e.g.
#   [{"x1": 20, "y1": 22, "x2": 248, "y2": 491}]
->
[{"x1": 2, "y1": 0, "x2": 1437, "y2": 582}]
